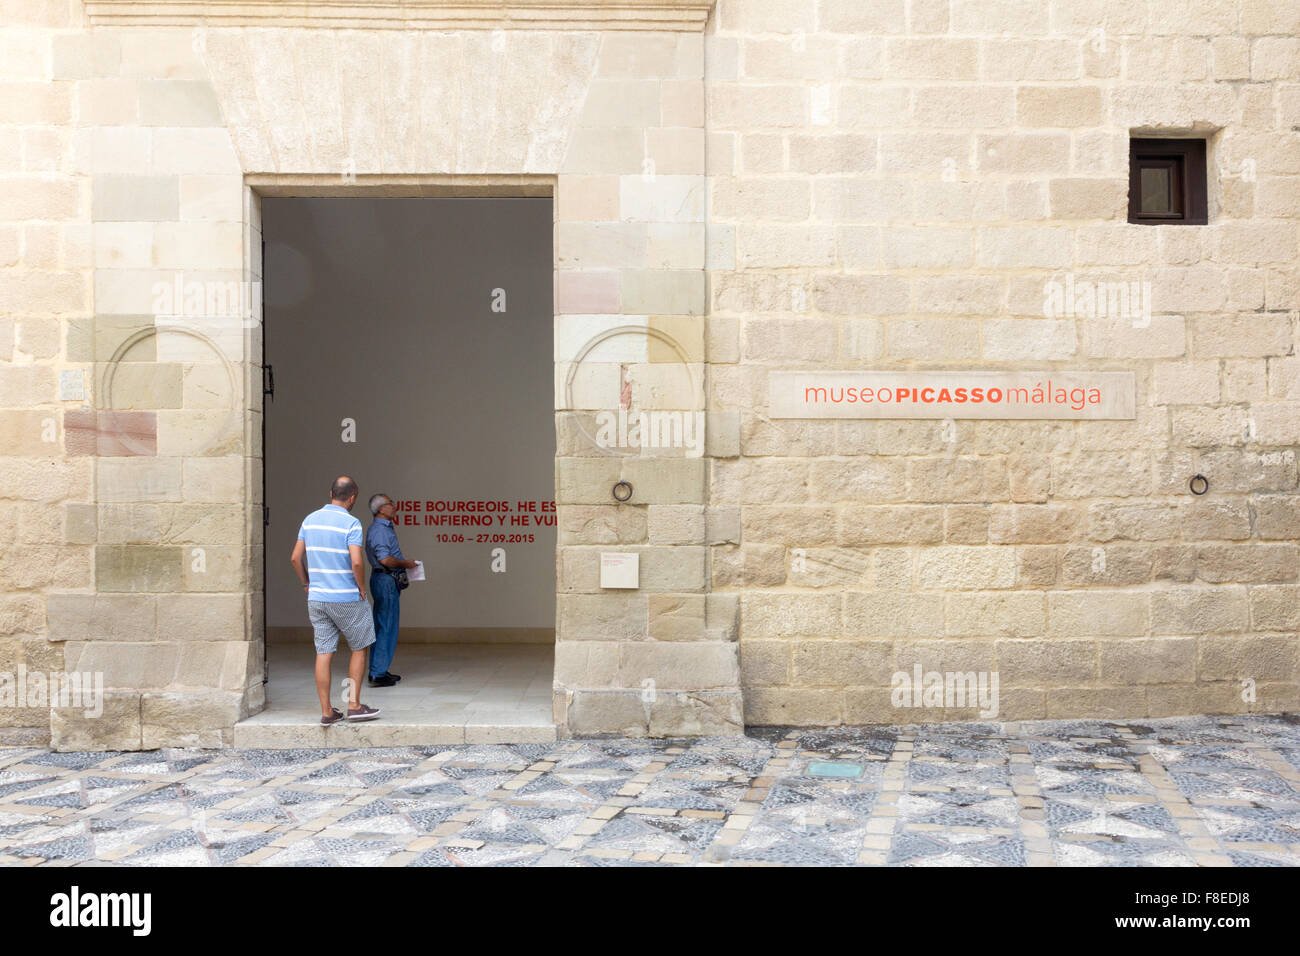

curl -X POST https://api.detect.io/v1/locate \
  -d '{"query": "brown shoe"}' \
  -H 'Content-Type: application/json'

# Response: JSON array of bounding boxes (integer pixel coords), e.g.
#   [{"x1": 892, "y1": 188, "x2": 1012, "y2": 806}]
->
[
  {"x1": 320, "y1": 708, "x2": 344, "y2": 727},
  {"x1": 346, "y1": 703, "x2": 381, "y2": 721}
]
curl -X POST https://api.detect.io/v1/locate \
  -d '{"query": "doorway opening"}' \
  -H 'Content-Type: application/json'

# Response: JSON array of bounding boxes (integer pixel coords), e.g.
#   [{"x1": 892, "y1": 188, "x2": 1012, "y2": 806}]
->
[{"x1": 242, "y1": 195, "x2": 557, "y2": 746}]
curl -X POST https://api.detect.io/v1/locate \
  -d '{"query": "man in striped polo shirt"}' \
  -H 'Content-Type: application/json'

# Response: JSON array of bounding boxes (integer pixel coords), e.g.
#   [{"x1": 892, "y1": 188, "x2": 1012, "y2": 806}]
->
[{"x1": 289, "y1": 476, "x2": 381, "y2": 726}]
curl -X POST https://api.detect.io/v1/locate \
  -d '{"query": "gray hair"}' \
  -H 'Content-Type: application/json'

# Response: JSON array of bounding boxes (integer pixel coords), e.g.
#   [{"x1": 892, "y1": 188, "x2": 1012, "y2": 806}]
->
[{"x1": 369, "y1": 493, "x2": 390, "y2": 516}]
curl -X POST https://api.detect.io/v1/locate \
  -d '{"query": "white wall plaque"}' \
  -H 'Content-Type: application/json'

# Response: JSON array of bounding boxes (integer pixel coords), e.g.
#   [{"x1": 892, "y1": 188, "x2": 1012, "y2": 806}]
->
[
  {"x1": 768, "y1": 370, "x2": 1136, "y2": 420},
  {"x1": 600, "y1": 552, "x2": 639, "y2": 589}
]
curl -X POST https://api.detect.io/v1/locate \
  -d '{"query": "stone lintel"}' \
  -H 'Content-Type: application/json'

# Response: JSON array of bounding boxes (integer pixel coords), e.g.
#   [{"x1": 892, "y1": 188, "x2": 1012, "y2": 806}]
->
[{"x1": 85, "y1": 0, "x2": 716, "y2": 32}]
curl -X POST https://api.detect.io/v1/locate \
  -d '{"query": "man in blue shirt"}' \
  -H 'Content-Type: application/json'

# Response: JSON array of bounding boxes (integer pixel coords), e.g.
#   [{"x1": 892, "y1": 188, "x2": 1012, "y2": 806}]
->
[
  {"x1": 365, "y1": 493, "x2": 420, "y2": 687},
  {"x1": 290, "y1": 476, "x2": 381, "y2": 725}
]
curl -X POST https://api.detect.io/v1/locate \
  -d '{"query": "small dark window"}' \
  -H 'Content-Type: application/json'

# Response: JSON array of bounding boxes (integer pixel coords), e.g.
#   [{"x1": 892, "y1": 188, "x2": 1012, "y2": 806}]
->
[{"x1": 1128, "y1": 138, "x2": 1207, "y2": 225}]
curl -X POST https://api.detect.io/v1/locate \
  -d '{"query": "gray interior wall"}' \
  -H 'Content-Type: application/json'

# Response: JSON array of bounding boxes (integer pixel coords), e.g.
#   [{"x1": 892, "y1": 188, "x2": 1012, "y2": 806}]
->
[{"x1": 263, "y1": 197, "x2": 556, "y2": 631}]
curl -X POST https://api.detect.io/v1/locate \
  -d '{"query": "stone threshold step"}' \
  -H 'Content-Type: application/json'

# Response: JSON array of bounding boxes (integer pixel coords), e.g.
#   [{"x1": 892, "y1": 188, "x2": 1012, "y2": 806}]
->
[{"x1": 232, "y1": 721, "x2": 556, "y2": 748}]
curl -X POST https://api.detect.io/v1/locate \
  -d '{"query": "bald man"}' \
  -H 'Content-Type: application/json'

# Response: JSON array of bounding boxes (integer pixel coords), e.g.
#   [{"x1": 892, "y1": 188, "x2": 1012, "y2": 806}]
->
[{"x1": 289, "y1": 475, "x2": 381, "y2": 726}]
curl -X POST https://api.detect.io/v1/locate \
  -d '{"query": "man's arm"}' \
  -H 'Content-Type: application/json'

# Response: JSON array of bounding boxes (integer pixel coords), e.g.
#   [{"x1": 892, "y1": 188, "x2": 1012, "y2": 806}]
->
[
  {"x1": 379, "y1": 555, "x2": 417, "y2": 569},
  {"x1": 290, "y1": 539, "x2": 309, "y2": 593},
  {"x1": 350, "y1": 543, "x2": 367, "y2": 600}
]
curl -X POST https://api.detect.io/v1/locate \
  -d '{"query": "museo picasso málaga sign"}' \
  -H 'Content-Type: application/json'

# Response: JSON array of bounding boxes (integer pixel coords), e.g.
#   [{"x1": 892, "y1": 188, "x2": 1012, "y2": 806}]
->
[{"x1": 769, "y1": 371, "x2": 1136, "y2": 420}]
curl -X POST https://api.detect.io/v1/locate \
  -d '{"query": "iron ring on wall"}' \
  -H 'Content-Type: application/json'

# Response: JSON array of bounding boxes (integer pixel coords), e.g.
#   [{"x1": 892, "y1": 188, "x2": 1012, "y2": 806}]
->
[
  {"x1": 1189, "y1": 474, "x2": 1209, "y2": 496},
  {"x1": 612, "y1": 480, "x2": 633, "y2": 502}
]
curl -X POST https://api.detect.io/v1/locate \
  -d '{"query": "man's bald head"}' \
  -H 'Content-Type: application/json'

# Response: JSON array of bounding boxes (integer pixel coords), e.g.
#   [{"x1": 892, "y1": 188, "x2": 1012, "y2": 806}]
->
[{"x1": 331, "y1": 476, "x2": 359, "y2": 506}]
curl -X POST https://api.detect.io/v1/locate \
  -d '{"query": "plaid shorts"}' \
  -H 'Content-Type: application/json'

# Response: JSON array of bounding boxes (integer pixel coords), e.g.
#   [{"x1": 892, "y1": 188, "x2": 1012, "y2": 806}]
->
[{"x1": 307, "y1": 600, "x2": 377, "y2": 654}]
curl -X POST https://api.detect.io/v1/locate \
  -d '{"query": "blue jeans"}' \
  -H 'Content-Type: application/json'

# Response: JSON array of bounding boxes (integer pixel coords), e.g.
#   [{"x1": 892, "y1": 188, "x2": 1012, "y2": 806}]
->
[{"x1": 368, "y1": 570, "x2": 400, "y2": 679}]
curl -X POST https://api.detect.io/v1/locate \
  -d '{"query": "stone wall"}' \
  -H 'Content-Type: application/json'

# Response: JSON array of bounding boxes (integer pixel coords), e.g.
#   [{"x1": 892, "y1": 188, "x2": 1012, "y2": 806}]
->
[
  {"x1": 705, "y1": 0, "x2": 1300, "y2": 724},
  {"x1": 3, "y1": 4, "x2": 262, "y2": 747},
  {"x1": 2, "y1": 0, "x2": 731, "y2": 747},
  {"x1": 0, "y1": 0, "x2": 1295, "y2": 747}
]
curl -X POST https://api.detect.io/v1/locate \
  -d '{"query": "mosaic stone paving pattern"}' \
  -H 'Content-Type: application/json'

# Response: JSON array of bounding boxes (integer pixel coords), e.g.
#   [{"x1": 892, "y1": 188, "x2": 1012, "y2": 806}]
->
[{"x1": 0, "y1": 715, "x2": 1297, "y2": 867}]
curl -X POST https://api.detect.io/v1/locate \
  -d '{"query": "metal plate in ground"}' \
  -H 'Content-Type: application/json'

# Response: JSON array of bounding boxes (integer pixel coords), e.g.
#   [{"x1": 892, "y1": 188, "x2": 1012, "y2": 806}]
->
[{"x1": 807, "y1": 761, "x2": 863, "y2": 778}]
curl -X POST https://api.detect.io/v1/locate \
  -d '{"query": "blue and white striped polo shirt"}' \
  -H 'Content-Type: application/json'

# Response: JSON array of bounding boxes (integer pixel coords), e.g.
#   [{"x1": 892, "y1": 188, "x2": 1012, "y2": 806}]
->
[{"x1": 297, "y1": 504, "x2": 364, "y2": 602}]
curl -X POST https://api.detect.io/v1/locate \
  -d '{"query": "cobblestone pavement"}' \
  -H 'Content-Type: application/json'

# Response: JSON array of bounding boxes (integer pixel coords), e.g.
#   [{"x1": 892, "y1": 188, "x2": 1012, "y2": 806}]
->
[{"x1": 1, "y1": 714, "x2": 1297, "y2": 867}]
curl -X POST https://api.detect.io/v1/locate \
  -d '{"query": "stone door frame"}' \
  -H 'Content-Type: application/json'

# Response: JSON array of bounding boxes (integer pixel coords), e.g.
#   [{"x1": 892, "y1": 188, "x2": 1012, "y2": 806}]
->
[
  {"x1": 243, "y1": 173, "x2": 559, "y2": 722},
  {"x1": 49, "y1": 1, "x2": 735, "y2": 750}
]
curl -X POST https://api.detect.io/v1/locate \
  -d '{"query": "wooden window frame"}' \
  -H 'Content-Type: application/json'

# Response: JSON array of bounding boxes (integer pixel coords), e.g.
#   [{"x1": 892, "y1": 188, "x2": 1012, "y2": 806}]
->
[{"x1": 1128, "y1": 138, "x2": 1208, "y2": 225}]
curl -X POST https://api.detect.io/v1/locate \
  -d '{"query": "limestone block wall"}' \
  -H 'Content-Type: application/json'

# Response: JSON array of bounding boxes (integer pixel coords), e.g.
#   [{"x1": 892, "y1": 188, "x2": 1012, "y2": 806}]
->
[
  {"x1": 1, "y1": 0, "x2": 1296, "y2": 748},
  {"x1": 706, "y1": 0, "x2": 1300, "y2": 724},
  {"x1": 2, "y1": 4, "x2": 262, "y2": 748},
  {"x1": 2, "y1": 0, "x2": 730, "y2": 747},
  {"x1": 549, "y1": 30, "x2": 744, "y2": 737}
]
